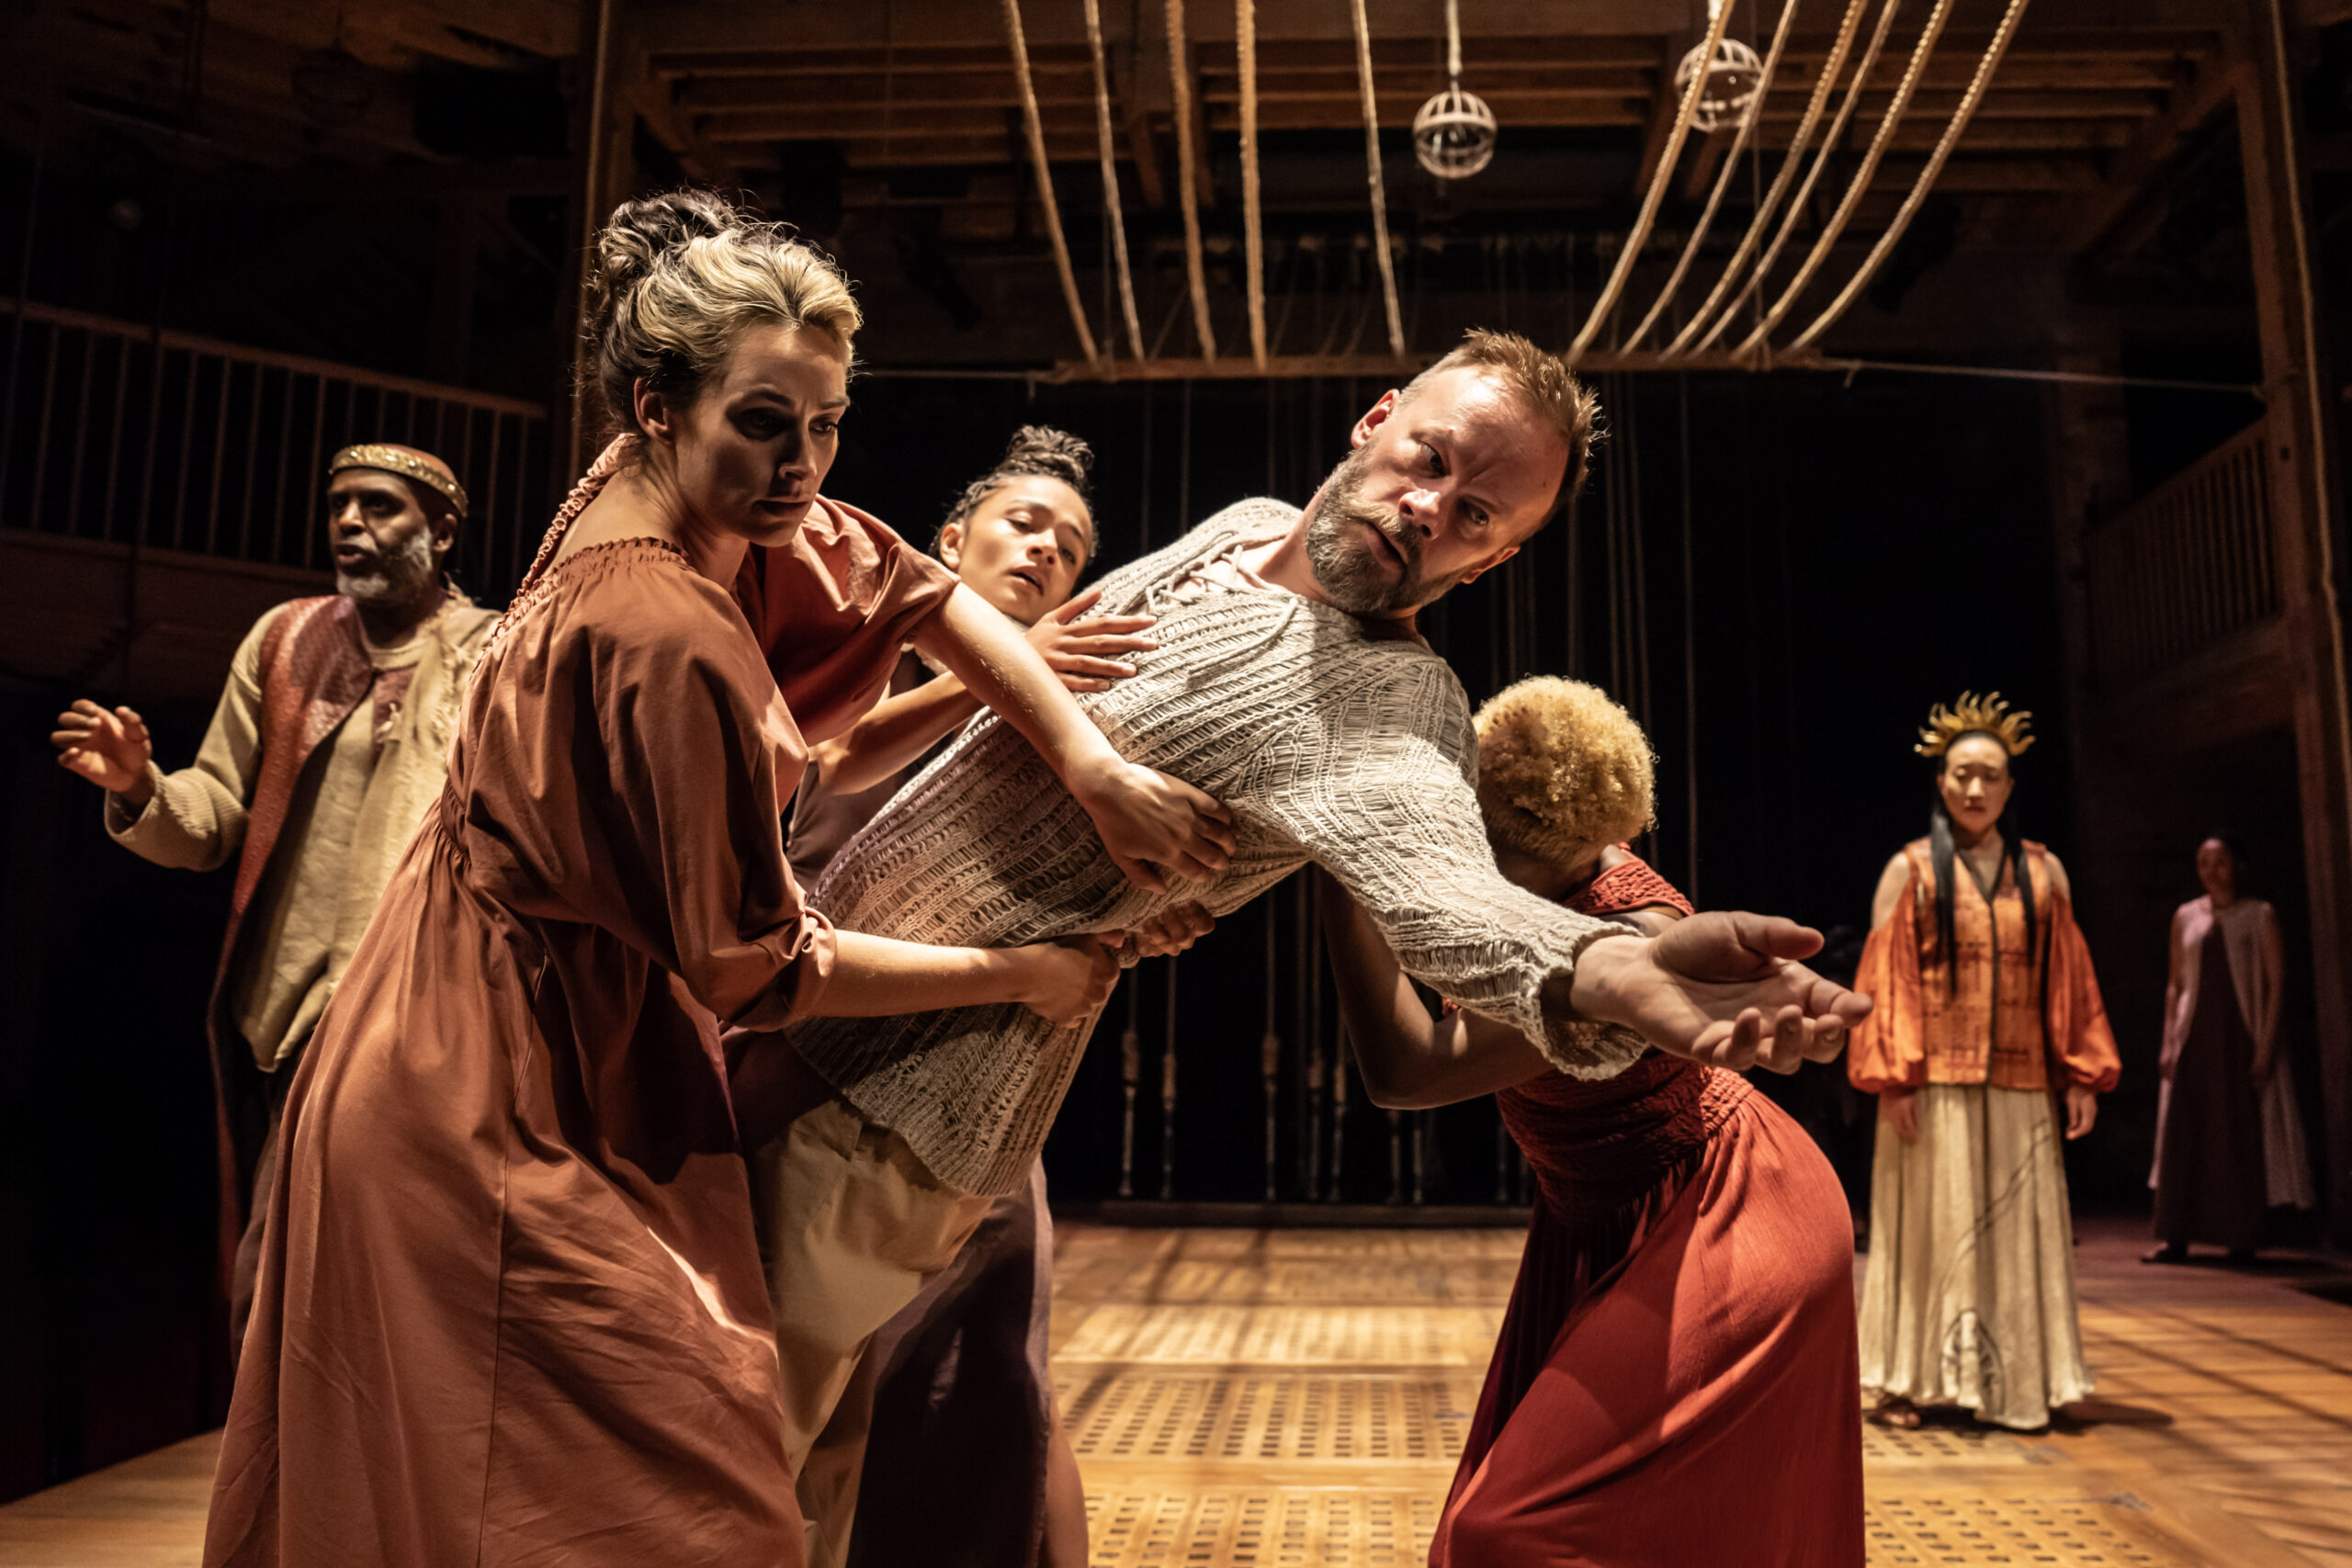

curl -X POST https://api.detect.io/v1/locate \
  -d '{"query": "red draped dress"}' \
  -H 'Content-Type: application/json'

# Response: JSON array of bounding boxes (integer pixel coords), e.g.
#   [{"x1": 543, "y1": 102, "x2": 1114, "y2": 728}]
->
[{"x1": 1430, "y1": 852, "x2": 1865, "y2": 1568}]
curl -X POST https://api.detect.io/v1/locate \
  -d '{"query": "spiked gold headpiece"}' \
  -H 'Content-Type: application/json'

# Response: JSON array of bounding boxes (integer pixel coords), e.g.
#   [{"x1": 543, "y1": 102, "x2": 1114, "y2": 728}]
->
[{"x1": 1916, "y1": 692, "x2": 2035, "y2": 759}]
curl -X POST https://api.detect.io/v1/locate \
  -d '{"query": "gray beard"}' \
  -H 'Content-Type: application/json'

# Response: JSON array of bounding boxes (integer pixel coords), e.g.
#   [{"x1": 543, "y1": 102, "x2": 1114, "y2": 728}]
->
[
  {"x1": 1302, "y1": 452, "x2": 1434, "y2": 615},
  {"x1": 336, "y1": 528, "x2": 439, "y2": 606}
]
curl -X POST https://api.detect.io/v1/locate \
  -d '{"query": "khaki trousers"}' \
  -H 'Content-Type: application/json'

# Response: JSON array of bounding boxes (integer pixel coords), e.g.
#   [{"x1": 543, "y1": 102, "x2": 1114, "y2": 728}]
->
[{"x1": 753, "y1": 1093, "x2": 992, "y2": 1568}]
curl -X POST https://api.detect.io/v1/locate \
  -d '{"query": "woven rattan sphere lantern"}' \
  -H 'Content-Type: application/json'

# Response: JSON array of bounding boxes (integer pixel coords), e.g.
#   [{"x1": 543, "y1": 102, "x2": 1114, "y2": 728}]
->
[
  {"x1": 1412, "y1": 0, "x2": 1495, "y2": 181},
  {"x1": 1672, "y1": 35, "x2": 1764, "y2": 134},
  {"x1": 1413, "y1": 85, "x2": 1497, "y2": 180}
]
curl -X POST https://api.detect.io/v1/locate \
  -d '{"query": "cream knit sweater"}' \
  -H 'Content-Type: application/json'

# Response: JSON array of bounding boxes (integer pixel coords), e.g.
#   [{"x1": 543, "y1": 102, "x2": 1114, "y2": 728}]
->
[{"x1": 791, "y1": 499, "x2": 1644, "y2": 1196}]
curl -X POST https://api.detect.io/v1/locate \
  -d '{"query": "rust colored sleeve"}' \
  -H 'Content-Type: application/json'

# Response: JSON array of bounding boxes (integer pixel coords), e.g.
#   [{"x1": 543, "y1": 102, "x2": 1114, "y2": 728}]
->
[
  {"x1": 735, "y1": 496, "x2": 960, "y2": 747},
  {"x1": 1848, "y1": 878, "x2": 1928, "y2": 1094},
  {"x1": 2045, "y1": 891, "x2": 2122, "y2": 1092},
  {"x1": 470, "y1": 562, "x2": 837, "y2": 1032}
]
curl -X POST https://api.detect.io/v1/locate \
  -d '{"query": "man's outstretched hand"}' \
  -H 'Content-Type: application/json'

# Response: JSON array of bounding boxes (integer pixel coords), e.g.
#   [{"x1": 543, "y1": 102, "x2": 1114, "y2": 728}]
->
[
  {"x1": 52, "y1": 699, "x2": 154, "y2": 804},
  {"x1": 1568, "y1": 911, "x2": 1873, "y2": 1074}
]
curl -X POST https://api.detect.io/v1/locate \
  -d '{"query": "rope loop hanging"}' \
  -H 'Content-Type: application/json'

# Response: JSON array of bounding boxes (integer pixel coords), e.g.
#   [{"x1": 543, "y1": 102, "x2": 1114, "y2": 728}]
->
[
  {"x1": 1568, "y1": 0, "x2": 1738, "y2": 362},
  {"x1": 1665, "y1": 0, "x2": 1878, "y2": 357},
  {"x1": 1622, "y1": 0, "x2": 1803, "y2": 352},
  {"x1": 1675, "y1": 0, "x2": 1897, "y2": 357},
  {"x1": 1002, "y1": 0, "x2": 1100, "y2": 366},
  {"x1": 1784, "y1": 0, "x2": 2034, "y2": 352},
  {"x1": 1083, "y1": 0, "x2": 1148, "y2": 362},
  {"x1": 1238, "y1": 0, "x2": 1269, "y2": 367},
  {"x1": 1347, "y1": 0, "x2": 1408, "y2": 359},
  {"x1": 1733, "y1": 0, "x2": 1961, "y2": 358},
  {"x1": 1165, "y1": 0, "x2": 1218, "y2": 360}
]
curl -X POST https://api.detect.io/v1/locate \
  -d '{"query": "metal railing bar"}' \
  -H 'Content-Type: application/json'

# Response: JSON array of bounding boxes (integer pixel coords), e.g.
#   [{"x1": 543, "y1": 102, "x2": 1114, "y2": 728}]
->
[
  {"x1": 134, "y1": 339, "x2": 167, "y2": 547},
  {"x1": 173, "y1": 348, "x2": 199, "y2": 548},
  {"x1": 238, "y1": 362, "x2": 263, "y2": 559},
  {"x1": 303, "y1": 374, "x2": 327, "y2": 570},
  {"x1": 270, "y1": 367, "x2": 297, "y2": 564},
  {"x1": 28, "y1": 324, "x2": 58, "y2": 527},
  {"x1": 0, "y1": 296, "x2": 546, "y2": 419},
  {"x1": 206, "y1": 356, "x2": 232, "y2": 553},
  {"x1": 64, "y1": 331, "x2": 96, "y2": 537}
]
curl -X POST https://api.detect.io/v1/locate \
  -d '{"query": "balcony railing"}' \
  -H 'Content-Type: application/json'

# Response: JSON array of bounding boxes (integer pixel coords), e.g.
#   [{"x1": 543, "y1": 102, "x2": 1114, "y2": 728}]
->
[
  {"x1": 0, "y1": 299, "x2": 553, "y2": 603},
  {"x1": 2086, "y1": 417, "x2": 2281, "y2": 691}
]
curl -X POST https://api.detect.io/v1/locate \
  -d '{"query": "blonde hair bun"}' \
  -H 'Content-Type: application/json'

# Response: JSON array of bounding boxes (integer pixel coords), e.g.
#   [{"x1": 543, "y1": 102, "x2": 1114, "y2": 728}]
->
[
  {"x1": 584, "y1": 188, "x2": 863, "y2": 442},
  {"x1": 1473, "y1": 677, "x2": 1657, "y2": 871}
]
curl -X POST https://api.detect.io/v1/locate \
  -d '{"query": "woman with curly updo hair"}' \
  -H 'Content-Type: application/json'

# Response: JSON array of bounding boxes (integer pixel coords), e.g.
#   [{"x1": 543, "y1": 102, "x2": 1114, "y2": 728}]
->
[
  {"x1": 778, "y1": 423, "x2": 1169, "y2": 1568},
  {"x1": 204, "y1": 189, "x2": 1231, "y2": 1568},
  {"x1": 1317, "y1": 676, "x2": 1864, "y2": 1567}
]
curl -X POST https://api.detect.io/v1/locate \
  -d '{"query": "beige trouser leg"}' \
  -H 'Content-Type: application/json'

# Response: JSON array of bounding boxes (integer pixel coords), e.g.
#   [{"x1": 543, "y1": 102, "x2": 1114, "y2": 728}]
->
[{"x1": 753, "y1": 1095, "x2": 991, "y2": 1568}]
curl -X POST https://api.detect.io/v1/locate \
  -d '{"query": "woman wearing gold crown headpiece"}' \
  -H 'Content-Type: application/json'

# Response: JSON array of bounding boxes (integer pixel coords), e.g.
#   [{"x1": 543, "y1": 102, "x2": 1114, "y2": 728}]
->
[{"x1": 1847, "y1": 694, "x2": 2121, "y2": 1431}]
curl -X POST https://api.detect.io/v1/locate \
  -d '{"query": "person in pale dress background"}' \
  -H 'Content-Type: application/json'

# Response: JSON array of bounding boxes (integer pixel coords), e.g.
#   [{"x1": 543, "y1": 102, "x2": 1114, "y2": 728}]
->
[{"x1": 2146, "y1": 834, "x2": 2312, "y2": 1264}]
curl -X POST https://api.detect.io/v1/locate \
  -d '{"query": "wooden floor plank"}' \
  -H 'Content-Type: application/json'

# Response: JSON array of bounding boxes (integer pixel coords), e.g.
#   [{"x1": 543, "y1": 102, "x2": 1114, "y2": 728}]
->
[{"x1": 7, "y1": 1217, "x2": 2352, "y2": 1565}]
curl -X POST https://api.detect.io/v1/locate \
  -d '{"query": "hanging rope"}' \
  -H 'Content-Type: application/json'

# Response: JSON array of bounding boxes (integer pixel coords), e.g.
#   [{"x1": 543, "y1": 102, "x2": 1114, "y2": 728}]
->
[
  {"x1": 1003, "y1": 0, "x2": 1100, "y2": 366},
  {"x1": 1784, "y1": 0, "x2": 2032, "y2": 351},
  {"x1": 1568, "y1": 0, "x2": 1738, "y2": 362},
  {"x1": 1733, "y1": 0, "x2": 1959, "y2": 358},
  {"x1": 1165, "y1": 0, "x2": 1217, "y2": 359},
  {"x1": 1083, "y1": 0, "x2": 1147, "y2": 361},
  {"x1": 1622, "y1": 0, "x2": 1802, "y2": 352},
  {"x1": 1347, "y1": 0, "x2": 1408, "y2": 359},
  {"x1": 1673, "y1": 0, "x2": 1895, "y2": 356},
  {"x1": 1238, "y1": 0, "x2": 1268, "y2": 367}
]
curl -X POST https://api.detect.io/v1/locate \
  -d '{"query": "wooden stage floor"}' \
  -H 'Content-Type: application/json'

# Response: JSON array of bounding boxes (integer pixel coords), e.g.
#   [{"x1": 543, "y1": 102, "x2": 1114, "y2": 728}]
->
[{"x1": 6, "y1": 1216, "x2": 2352, "y2": 1566}]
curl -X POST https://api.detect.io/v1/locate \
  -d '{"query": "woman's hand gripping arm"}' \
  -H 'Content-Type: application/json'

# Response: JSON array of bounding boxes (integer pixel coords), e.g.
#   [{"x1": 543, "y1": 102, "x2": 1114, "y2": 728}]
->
[{"x1": 912, "y1": 582, "x2": 1235, "y2": 893}]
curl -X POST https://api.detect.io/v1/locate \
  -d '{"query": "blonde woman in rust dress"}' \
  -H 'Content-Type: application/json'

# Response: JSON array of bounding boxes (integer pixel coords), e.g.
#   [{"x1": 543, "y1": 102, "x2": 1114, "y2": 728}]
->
[
  {"x1": 1849, "y1": 694, "x2": 2120, "y2": 1432},
  {"x1": 204, "y1": 190, "x2": 1233, "y2": 1568}
]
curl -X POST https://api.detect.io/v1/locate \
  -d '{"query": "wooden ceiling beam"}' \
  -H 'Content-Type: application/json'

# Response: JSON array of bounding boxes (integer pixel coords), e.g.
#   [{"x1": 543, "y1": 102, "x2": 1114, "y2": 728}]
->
[
  {"x1": 676, "y1": 73, "x2": 1108, "y2": 112},
  {"x1": 698, "y1": 105, "x2": 1109, "y2": 142},
  {"x1": 833, "y1": 137, "x2": 1103, "y2": 169},
  {"x1": 1752, "y1": 87, "x2": 2168, "y2": 119},
  {"x1": 2067, "y1": 49, "x2": 2248, "y2": 258},
  {"x1": 626, "y1": 76, "x2": 738, "y2": 182},
  {"x1": 1769, "y1": 55, "x2": 2184, "y2": 91},
  {"x1": 1206, "y1": 99, "x2": 1647, "y2": 130},
  {"x1": 1199, "y1": 69, "x2": 1656, "y2": 99},
  {"x1": 1744, "y1": 118, "x2": 2139, "y2": 153},
  {"x1": 628, "y1": 3, "x2": 1686, "y2": 57}
]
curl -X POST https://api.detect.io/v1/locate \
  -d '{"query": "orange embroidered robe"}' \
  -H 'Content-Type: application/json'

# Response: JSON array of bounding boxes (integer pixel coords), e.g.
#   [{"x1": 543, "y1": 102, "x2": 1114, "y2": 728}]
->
[{"x1": 1848, "y1": 837, "x2": 2120, "y2": 1095}]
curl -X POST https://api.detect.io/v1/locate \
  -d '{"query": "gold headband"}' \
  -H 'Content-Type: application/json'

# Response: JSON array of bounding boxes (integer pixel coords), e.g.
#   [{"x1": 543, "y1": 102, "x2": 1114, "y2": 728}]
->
[
  {"x1": 1916, "y1": 691, "x2": 2035, "y2": 759},
  {"x1": 329, "y1": 444, "x2": 469, "y2": 519}
]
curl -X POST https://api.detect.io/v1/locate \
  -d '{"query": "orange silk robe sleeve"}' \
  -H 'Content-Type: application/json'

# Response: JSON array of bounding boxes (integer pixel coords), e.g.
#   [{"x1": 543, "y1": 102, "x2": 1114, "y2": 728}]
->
[
  {"x1": 1848, "y1": 879, "x2": 1928, "y2": 1094},
  {"x1": 734, "y1": 495, "x2": 960, "y2": 746},
  {"x1": 2043, "y1": 886, "x2": 2122, "y2": 1091}
]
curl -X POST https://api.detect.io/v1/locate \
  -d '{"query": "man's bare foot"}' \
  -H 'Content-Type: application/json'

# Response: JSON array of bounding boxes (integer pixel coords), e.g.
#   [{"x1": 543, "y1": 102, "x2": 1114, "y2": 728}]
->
[
  {"x1": 2143, "y1": 1242, "x2": 2188, "y2": 1264},
  {"x1": 1869, "y1": 1397, "x2": 1922, "y2": 1429}
]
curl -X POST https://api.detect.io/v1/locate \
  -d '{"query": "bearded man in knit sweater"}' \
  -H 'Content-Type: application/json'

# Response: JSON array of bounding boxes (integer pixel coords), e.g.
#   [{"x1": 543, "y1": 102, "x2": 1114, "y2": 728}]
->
[{"x1": 734, "y1": 330, "x2": 1871, "y2": 1565}]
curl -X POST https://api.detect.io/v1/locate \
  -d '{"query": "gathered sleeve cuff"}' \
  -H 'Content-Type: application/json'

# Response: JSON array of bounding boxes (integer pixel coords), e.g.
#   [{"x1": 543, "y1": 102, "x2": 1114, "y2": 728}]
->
[
  {"x1": 1848, "y1": 891, "x2": 1928, "y2": 1093},
  {"x1": 718, "y1": 908, "x2": 838, "y2": 1034},
  {"x1": 2046, "y1": 891, "x2": 2122, "y2": 1092},
  {"x1": 737, "y1": 496, "x2": 960, "y2": 746}
]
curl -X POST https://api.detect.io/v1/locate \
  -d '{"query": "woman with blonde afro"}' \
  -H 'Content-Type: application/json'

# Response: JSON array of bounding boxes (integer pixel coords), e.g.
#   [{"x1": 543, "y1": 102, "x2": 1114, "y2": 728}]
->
[{"x1": 1317, "y1": 676, "x2": 1863, "y2": 1568}]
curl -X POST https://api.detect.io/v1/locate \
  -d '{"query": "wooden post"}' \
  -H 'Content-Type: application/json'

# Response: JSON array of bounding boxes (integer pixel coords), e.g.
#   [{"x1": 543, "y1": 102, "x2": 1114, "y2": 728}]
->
[{"x1": 2233, "y1": 3, "x2": 2352, "y2": 1237}]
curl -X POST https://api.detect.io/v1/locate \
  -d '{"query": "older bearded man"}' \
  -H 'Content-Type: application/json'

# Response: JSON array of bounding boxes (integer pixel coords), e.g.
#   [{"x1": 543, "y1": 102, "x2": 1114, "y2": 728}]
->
[
  {"x1": 51, "y1": 443, "x2": 497, "y2": 1348},
  {"x1": 734, "y1": 330, "x2": 1871, "y2": 1567}
]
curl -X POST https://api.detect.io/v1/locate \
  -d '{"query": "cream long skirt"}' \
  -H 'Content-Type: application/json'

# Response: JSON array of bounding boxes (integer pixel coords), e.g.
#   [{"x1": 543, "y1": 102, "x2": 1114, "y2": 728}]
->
[{"x1": 1858, "y1": 1083, "x2": 2092, "y2": 1430}]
